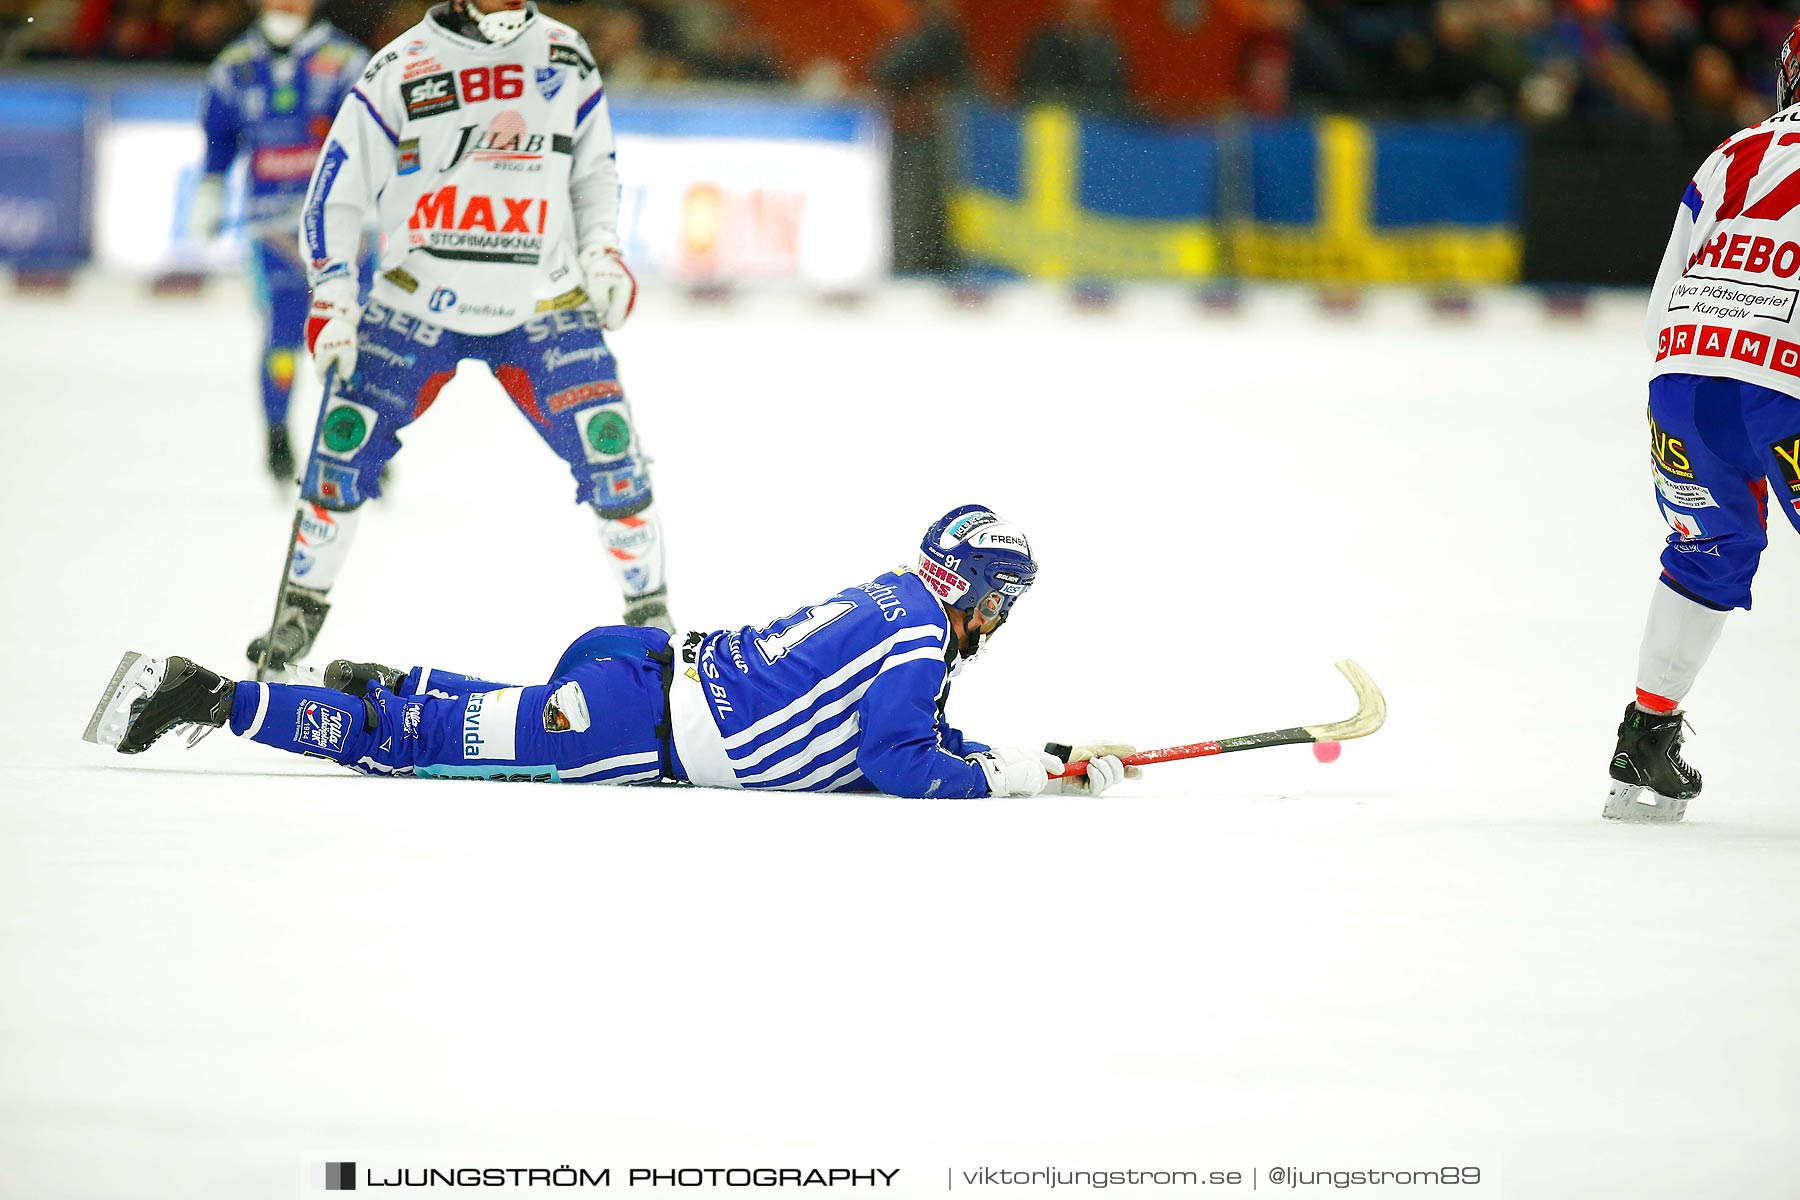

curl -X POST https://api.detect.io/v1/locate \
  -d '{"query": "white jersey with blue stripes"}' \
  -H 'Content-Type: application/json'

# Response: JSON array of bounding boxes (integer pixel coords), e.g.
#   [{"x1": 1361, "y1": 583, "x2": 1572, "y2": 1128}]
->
[
  {"x1": 670, "y1": 570, "x2": 992, "y2": 798},
  {"x1": 301, "y1": 3, "x2": 621, "y2": 334}
]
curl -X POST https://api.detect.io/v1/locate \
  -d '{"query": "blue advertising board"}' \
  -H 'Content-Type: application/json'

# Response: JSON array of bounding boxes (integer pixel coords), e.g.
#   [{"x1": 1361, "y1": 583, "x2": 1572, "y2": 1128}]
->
[{"x1": 0, "y1": 84, "x2": 89, "y2": 267}]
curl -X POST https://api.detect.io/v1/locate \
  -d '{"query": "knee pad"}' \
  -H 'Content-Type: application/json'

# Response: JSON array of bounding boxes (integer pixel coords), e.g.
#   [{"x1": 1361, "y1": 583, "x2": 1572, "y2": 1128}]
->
[
  {"x1": 289, "y1": 500, "x2": 364, "y2": 590},
  {"x1": 304, "y1": 391, "x2": 390, "y2": 506},
  {"x1": 594, "y1": 503, "x2": 665, "y2": 597},
  {"x1": 572, "y1": 401, "x2": 653, "y2": 516},
  {"x1": 303, "y1": 452, "x2": 374, "y2": 509}
]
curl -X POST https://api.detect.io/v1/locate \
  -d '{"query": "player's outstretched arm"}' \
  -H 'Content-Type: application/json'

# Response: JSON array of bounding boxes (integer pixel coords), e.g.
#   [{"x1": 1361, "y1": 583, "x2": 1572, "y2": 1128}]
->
[
  {"x1": 856, "y1": 660, "x2": 994, "y2": 798},
  {"x1": 190, "y1": 58, "x2": 244, "y2": 243},
  {"x1": 299, "y1": 65, "x2": 402, "y2": 377},
  {"x1": 567, "y1": 49, "x2": 635, "y2": 329}
]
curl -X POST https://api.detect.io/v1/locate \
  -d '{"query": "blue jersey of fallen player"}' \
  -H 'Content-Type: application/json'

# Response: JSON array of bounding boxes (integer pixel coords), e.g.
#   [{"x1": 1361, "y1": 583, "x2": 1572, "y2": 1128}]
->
[
  {"x1": 672, "y1": 569, "x2": 994, "y2": 797},
  {"x1": 199, "y1": 22, "x2": 368, "y2": 229}
]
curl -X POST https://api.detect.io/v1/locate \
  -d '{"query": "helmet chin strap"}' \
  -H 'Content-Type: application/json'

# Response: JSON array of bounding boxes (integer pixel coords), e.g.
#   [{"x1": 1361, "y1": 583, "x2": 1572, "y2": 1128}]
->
[{"x1": 463, "y1": 0, "x2": 531, "y2": 43}]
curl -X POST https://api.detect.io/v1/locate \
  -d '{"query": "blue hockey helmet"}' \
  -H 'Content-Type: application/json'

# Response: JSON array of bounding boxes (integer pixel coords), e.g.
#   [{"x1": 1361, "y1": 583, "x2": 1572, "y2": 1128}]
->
[{"x1": 917, "y1": 504, "x2": 1037, "y2": 620}]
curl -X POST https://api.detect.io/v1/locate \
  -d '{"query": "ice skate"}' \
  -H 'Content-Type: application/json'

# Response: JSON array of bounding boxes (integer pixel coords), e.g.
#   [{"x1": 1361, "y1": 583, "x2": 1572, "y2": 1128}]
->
[
  {"x1": 1604, "y1": 703, "x2": 1700, "y2": 823},
  {"x1": 246, "y1": 585, "x2": 331, "y2": 682},
  {"x1": 623, "y1": 586, "x2": 675, "y2": 633},
  {"x1": 83, "y1": 653, "x2": 235, "y2": 754},
  {"x1": 266, "y1": 425, "x2": 294, "y2": 484},
  {"x1": 323, "y1": 658, "x2": 405, "y2": 695}
]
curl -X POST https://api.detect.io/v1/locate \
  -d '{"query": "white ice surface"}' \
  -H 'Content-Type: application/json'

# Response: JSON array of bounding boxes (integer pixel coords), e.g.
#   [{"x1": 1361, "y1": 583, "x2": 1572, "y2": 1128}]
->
[{"x1": 2, "y1": 278, "x2": 1798, "y2": 1198}]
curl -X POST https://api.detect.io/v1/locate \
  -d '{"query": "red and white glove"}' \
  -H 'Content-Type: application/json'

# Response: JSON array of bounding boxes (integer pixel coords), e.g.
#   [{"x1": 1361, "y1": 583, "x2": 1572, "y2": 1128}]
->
[
  {"x1": 969, "y1": 747, "x2": 1063, "y2": 798},
  {"x1": 306, "y1": 276, "x2": 360, "y2": 383},
  {"x1": 579, "y1": 242, "x2": 638, "y2": 330},
  {"x1": 1043, "y1": 743, "x2": 1141, "y2": 798}
]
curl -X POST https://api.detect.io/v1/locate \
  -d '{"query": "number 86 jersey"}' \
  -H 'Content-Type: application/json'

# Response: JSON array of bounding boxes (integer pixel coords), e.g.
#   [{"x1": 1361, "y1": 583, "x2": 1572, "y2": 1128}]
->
[
  {"x1": 1649, "y1": 105, "x2": 1800, "y2": 396},
  {"x1": 303, "y1": 7, "x2": 620, "y2": 334},
  {"x1": 668, "y1": 570, "x2": 996, "y2": 798}
]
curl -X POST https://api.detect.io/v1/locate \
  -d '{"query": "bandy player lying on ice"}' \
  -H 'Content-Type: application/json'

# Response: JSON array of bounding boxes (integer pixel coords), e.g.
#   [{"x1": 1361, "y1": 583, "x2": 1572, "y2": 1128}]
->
[
  {"x1": 1609, "y1": 18, "x2": 1800, "y2": 822},
  {"x1": 254, "y1": 0, "x2": 673, "y2": 684},
  {"x1": 86, "y1": 507, "x2": 1141, "y2": 799}
]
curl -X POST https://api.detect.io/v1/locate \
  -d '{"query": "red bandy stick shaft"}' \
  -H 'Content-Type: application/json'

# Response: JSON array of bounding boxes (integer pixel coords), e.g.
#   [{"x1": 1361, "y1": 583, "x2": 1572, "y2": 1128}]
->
[
  {"x1": 1054, "y1": 740, "x2": 1225, "y2": 778},
  {"x1": 1043, "y1": 661, "x2": 1385, "y2": 780}
]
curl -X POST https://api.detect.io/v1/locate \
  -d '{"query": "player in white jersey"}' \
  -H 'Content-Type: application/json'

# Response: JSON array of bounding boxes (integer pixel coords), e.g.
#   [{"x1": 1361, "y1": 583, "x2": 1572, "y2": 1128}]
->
[
  {"x1": 1607, "y1": 17, "x2": 1800, "y2": 821},
  {"x1": 248, "y1": 0, "x2": 673, "y2": 681},
  {"x1": 88, "y1": 504, "x2": 1140, "y2": 800}
]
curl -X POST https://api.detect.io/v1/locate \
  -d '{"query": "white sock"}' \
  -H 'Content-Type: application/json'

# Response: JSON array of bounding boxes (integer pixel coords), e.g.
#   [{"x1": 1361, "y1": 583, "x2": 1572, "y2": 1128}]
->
[
  {"x1": 595, "y1": 502, "x2": 665, "y2": 599},
  {"x1": 1634, "y1": 582, "x2": 1728, "y2": 712},
  {"x1": 287, "y1": 502, "x2": 363, "y2": 592}
]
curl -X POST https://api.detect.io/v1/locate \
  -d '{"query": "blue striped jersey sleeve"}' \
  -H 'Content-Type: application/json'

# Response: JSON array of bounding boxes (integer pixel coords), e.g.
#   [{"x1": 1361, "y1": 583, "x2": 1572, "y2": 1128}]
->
[{"x1": 855, "y1": 656, "x2": 990, "y2": 799}]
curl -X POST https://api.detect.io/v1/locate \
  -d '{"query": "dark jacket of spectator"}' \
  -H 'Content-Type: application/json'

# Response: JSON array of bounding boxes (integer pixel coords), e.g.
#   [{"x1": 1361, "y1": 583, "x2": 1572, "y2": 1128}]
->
[{"x1": 1016, "y1": 0, "x2": 1131, "y2": 116}]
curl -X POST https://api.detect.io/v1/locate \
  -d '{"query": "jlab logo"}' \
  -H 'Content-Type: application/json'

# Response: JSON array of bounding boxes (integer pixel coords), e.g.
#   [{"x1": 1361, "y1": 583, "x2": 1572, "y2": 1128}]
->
[
  {"x1": 442, "y1": 119, "x2": 549, "y2": 171},
  {"x1": 429, "y1": 287, "x2": 458, "y2": 313},
  {"x1": 324, "y1": 1161, "x2": 356, "y2": 1190}
]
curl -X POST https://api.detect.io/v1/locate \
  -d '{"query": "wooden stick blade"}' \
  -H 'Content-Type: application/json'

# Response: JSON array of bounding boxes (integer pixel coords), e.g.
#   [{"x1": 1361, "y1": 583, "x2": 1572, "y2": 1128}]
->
[{"x1": 1301, "y1": 659, "x2": 1387, "y2": 743}]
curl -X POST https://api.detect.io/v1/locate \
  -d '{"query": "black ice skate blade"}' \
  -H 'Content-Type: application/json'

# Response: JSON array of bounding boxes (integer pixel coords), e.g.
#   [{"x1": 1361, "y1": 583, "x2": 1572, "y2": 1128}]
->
[{"x1": 82, "y1": 651, "x2": 150, "y2": 746}]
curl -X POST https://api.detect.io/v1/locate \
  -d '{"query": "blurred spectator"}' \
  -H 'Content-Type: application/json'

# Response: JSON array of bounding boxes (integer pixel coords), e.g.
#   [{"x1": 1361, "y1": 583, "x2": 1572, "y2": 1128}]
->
[
  {"x1": 1624, "y1": 0, "x2": 1697, "y2": 95},
  {"x1": 875, "y1": 0, "x2": 972, "y2": 275},
  {"x1": 593, "y1": 5, "x2": 660, "y2": 90},
  {"x1": 1285, "y1": 0, "x2": 1377, "y2": 110},
  {"x1": 1016, "y1": 0, "x2": 1132, "y2": 116},
  {"x1": 614, "y1": 0, "x2": 689, "y2": 61},
  {"x1": 99, "y1": 0, "x2": 176, "y2": 61},
  {"x1": 1704, "y1": 2, "x2": 1765, "y2": 93},
  {"x1": 690, "y1": 12, "x2": 786, "y2": 84},
  {"x1": 172, "y1": 0, "x2": 244, "y2": 64},
  {"x1": 1391, "y1": 0, "x2": 1526, "y2": 116},
  {"x1": 5, "y1": 0, "x2": 82, "y2": 58},
  {"x1": 1682, "y1": 40, "x2": 1767, "y2": 134},
  {"x1": 1228, "y1": 0, "x2": 1305, "y2": 116}
]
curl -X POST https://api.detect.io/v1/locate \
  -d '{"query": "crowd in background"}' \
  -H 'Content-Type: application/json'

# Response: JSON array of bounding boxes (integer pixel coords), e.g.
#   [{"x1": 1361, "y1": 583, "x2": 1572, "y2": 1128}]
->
[
  {"x1": 1252, "y1": 0, "x2": 1798, "y2": 136},
  {"x1": 0, "y1": 0, "x2": 1795, "y2": 136},
  {"x1": 0, "y1": 0, "x2": 790, "y2": 84}
]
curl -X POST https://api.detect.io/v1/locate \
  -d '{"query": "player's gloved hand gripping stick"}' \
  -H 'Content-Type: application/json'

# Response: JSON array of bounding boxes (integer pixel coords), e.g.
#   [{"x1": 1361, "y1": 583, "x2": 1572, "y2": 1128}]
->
[
  {"x1": 306, "y1": 278, "x2": 360, "y2": 381},
  {"x1": 1047, "y1": 660, "x2": 1387, "y2": 779}
]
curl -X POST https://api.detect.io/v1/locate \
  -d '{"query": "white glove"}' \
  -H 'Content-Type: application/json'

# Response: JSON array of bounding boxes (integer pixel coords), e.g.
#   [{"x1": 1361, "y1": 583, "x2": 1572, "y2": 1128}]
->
[
  {"x1": 969, "y1": 747, "x2": 1062, "y2": 798},
  {"x1": 1043, "y1": 743, "x2": 1141, "y2": 798},
  {"x1": 188, "y1": 174, "x2": 226, "y2": 244},
  {"x1": 579, "y1": 242, "x2": 638, "y2": 330},
  {"x1": 306, "y1": 276, "x2": 360, "y2": 383}
]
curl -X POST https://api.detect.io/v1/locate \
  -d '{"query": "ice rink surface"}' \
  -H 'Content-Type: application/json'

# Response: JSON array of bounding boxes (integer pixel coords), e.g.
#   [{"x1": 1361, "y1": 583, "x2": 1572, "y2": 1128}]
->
[{"x1": 3, "y1": 277, "x2": 1798, "y2": 1198}]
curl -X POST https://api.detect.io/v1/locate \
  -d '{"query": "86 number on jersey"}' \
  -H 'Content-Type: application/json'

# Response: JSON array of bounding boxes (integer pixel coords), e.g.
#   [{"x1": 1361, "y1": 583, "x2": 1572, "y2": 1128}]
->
[{"x1": 459, "y1": 64, "x2": 523, "y2": 102}]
